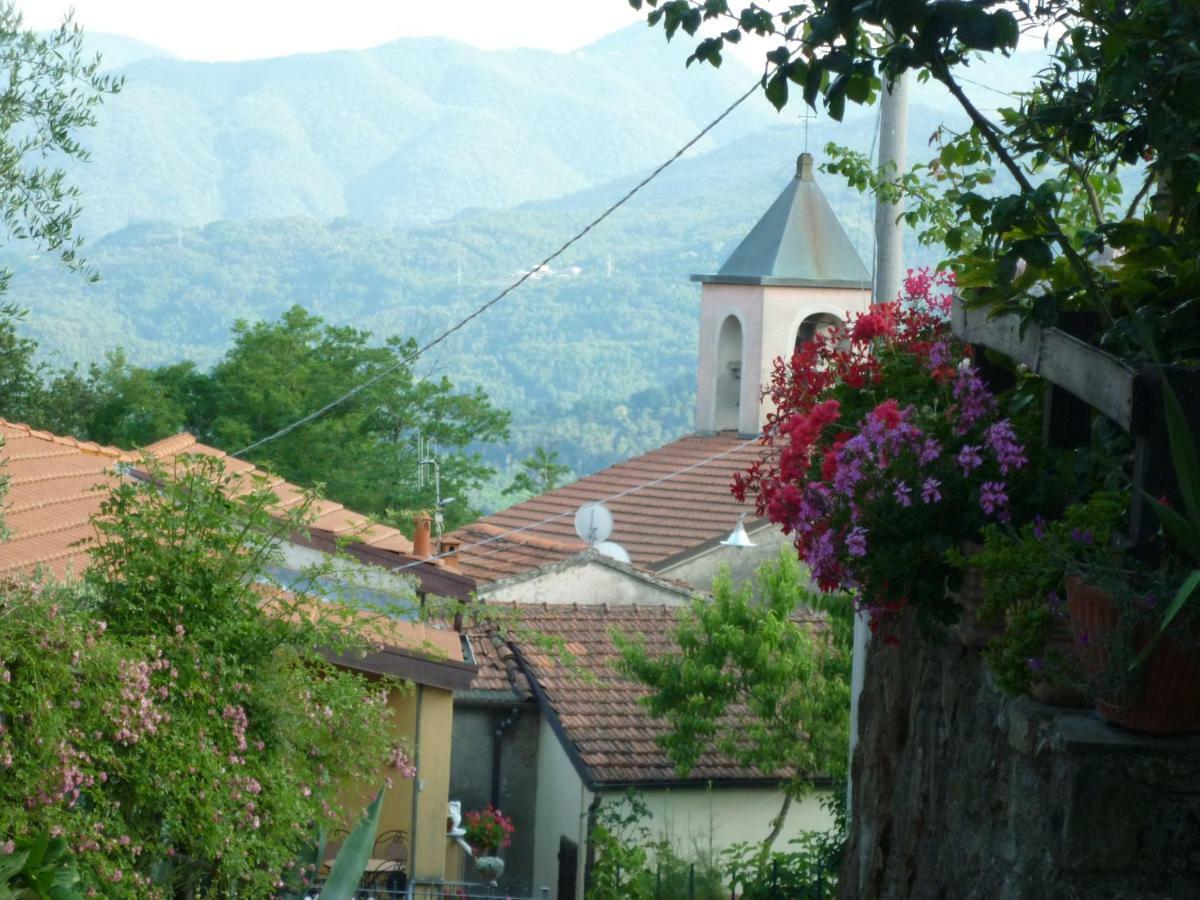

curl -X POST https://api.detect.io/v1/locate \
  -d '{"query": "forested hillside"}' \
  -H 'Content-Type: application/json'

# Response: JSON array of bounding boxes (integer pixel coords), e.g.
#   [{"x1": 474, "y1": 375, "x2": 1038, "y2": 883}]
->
[{"x1": 8, "y1": 27, "x2": 1054, "y2": 492}]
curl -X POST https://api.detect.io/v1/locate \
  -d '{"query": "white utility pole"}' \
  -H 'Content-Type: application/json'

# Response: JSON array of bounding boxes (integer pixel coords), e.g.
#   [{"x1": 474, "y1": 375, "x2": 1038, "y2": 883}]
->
[{"x1": 847, "y1": 66, "x2": 910, "y2": 821}]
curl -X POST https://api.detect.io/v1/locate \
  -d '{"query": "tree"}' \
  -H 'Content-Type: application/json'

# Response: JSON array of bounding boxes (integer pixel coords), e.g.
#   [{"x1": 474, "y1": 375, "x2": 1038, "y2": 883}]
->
[
  {"x1": 0, "y1": 303, "x2": 46, "y2": 425},
  {"x1": 0, "y1": 5, "x2": 119, "y2": 288},
  {"x1": 615, "y1": 552, "x2": 852, "y2": 848},
  {"x1": 205, "y1": 306, "x2": 511, "y2": 531},
  {"x1": 635, "y1": 0, "x2": 1200, "y2": 357},
  {"x1": 503, "y1": 446, "x2": 573, "y2": 497}
]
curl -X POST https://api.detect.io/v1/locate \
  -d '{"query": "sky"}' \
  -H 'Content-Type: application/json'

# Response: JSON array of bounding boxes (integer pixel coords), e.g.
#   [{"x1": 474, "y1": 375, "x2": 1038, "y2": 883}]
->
[{"x1": 19, "y1": 0, "x2": 650, "y2": 60}]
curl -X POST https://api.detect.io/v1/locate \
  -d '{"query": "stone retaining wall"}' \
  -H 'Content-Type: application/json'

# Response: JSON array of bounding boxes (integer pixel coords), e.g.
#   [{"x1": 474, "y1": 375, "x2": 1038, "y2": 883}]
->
[{"x1": 839, "y1": 624, "x2": 1200, "y2": 899}]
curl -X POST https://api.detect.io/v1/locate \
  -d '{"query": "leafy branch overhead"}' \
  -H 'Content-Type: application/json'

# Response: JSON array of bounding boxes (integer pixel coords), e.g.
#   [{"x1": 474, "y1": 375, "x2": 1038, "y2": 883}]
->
[{"x1": 633, "y1": 0, "x2": 1200, "y2": 350}]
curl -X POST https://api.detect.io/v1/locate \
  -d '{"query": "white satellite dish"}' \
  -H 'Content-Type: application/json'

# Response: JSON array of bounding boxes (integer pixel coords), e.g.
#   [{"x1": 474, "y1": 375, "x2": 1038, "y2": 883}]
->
[
  {"x1": 595, "y1": 541, "x2": 631, "y2": 565},
  {"x1": 574, "y1": 502, "x2": 614, "y2": 546}
]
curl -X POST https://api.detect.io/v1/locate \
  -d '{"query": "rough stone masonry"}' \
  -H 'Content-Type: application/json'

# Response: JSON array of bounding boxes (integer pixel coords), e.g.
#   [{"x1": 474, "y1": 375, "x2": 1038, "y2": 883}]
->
[{"x1": 840, "y1": 621, "x2": 1200, "y2": 900}]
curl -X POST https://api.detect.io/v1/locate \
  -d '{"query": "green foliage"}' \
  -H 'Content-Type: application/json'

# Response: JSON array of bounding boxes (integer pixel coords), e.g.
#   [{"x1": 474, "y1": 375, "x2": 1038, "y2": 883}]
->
[
  {"x1": 586, "y1": 792, "x2": 724, "y2": 900},
  {"x1": 616, "y1": 553, "x2": 852, "y2": 811},
  {"x1": 0, "y1": 455, "x2": 400, "y2": 897},
  {"x1": 0, "y1": 832, "x2": 84, "y2": 900},
  {"x1": 503, "y1": 446, "x2": 573, "y2": 498},
  {"x1": 721, "y1": 788, "x2": 845, "y2": 899},
  {"x1": 0, "y1": 4, "x2": 119, "y2": 288},
  {"x1": 968, "y1": 493, "x2": 1126, "y2": 695}
]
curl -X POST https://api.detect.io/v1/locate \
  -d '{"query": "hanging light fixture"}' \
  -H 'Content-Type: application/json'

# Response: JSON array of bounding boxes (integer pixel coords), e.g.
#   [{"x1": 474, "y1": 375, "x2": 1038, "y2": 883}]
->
[{"x1": 720, "y1": 512, "x2": 756, "y2": 549}]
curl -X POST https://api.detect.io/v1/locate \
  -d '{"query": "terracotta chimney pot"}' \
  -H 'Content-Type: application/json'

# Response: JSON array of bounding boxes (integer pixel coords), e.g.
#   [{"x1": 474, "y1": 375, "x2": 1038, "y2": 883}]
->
[
  {"x1": 413, "y1": 512, "x2": 432, "y2": 558},
  {"x1": 438, "y1": 537, "x2": 462, "y2": 571}
]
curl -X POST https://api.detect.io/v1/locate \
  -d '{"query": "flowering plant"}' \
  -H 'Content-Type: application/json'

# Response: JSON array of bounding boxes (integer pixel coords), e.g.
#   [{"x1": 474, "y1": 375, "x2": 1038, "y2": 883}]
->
[
  {"x1": 463, "y1": 805, "x2": 515, "y2": 854},
  {"x1": 736, "y1": 270, "x2": 1041, "y2": 636}
]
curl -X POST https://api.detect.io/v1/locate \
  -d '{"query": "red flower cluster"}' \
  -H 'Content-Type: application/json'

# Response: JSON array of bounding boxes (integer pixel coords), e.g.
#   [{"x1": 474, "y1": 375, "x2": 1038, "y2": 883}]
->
[{"x1": 463, "y1": 804, "x2": 515, "y2": 853}]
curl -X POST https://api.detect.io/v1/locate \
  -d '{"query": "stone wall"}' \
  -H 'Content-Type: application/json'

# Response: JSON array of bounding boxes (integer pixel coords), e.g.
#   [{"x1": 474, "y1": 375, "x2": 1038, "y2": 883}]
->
[{"x1": 840, "y1": 623, "x2": 1200, "y2": 899}]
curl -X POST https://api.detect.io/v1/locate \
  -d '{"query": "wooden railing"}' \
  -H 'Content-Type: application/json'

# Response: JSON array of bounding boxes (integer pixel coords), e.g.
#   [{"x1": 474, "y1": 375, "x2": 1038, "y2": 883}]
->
[{"x1": 950, "y1": 299, "x2": 1200, "y2": 545}]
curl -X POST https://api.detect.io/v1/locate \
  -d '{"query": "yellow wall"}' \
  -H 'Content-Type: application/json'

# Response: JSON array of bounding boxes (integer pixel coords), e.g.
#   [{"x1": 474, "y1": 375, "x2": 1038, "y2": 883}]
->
[{"x1": 334, "y1": 681, "x2": 459, "y2": 884}]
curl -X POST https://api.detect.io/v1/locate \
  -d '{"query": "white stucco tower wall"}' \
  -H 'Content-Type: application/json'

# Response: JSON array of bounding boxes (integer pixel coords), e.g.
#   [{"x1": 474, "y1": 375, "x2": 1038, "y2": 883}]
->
[{"x1": 693, "y1": 152, "x2": 872, "y2": 436}]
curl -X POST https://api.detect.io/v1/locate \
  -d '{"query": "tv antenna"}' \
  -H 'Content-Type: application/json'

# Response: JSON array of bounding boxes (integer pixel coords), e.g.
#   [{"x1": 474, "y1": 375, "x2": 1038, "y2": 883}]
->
[
  {"x1": 417, "y1": 433, "x2": 455, "y2": 536},
  {"x1": 798, "y1": 108, "x2": 816, "y2": 153}
]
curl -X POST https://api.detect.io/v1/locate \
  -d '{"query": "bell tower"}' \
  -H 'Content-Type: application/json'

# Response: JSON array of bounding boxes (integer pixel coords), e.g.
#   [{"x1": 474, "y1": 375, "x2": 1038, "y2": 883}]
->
[{"x1": 692, "y1": 152, "x2": 872, "y2": 436}]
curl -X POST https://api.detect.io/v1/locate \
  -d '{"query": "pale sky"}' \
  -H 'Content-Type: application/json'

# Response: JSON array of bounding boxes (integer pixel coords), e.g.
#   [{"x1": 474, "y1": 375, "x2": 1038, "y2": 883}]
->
[{"x1": 19, "y1": 0, "x2": 650, "y2": 60}]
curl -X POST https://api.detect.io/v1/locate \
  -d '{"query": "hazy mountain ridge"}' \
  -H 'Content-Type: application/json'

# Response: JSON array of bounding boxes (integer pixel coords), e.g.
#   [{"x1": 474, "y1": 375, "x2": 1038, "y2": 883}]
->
[{"x1": 63, "y1": 26, "x2": 778, "y2": 237}]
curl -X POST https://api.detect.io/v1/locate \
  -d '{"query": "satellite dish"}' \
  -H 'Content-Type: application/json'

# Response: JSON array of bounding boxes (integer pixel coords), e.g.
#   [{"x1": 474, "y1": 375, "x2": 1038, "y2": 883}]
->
[
  {"x1": 574, "y1": 502, "x2": 613, "y2": 546},
  {"x1": 595, "y1": 541, "x2": 631, "y2": 565}
]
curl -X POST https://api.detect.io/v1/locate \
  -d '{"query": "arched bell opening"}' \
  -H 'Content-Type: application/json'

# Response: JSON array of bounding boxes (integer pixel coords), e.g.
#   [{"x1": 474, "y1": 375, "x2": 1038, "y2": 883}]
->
[
  {"x1": 715, "y1": 314, "x2": 743, "y2": 431},
  {"x1": 794, "y1": 312, "x2": 843, "y2": 355}
]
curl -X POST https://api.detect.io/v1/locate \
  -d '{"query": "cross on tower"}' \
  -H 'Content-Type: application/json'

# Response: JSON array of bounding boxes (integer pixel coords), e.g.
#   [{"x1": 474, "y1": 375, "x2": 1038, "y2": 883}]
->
[{"x1": 798, "y1": 107, "x2": 817, "y2": 153}]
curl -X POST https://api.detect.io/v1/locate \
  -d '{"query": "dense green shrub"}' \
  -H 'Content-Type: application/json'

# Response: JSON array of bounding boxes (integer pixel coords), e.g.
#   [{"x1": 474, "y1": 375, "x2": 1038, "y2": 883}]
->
[{"x1": 0, "y1": 457, "x2": 399, "y2": 897}]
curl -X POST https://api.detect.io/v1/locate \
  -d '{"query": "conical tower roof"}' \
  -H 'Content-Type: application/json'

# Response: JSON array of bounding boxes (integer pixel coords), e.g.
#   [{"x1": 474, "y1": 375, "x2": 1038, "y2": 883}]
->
[{"x1": 693, "y1": 152, "x2": 870, "y2": 288}]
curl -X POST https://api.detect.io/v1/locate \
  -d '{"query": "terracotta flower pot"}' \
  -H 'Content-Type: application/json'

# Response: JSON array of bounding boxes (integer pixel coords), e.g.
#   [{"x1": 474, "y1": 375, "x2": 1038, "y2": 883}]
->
[{"x1": 1066, "y1": 576, "x2": 1200, "y2": 735}]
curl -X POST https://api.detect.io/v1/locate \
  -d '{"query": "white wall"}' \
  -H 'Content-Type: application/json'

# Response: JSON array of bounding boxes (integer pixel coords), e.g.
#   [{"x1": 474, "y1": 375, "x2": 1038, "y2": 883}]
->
[
  {"x1": 482, "y1": 558, "x2": 690, "y2": 607},
  {"x1": 532, "y1": 716, "x2": 590, "y2": 900},
  {"x1": 607, "y1": 785, "x2": 833, "y2": 862},
  {"x1": 695, "y1": 282, "x2": 871, "y2": 436},
  {"x1": 658, "y1": 525, "x2": 791, "y2": 595}
]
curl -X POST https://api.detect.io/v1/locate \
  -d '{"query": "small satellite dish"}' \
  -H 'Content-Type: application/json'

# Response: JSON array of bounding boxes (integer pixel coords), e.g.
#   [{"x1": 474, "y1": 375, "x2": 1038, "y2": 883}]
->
[
  {"x1": 574, "y1": 502, "x2": 613, "y2": 546},
  {"x1": 595, "y1": 541, "x2": 631, "y2": 565}
]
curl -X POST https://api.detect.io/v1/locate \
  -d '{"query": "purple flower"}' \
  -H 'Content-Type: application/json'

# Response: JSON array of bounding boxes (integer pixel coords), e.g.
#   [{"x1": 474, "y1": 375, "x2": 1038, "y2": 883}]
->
[
  {"x1": 893, "y1": 481, "x2": 913, "y2": 508},
  {"x1": 1046, "y1": 590, "x2": 1061, "y2": 605},
  {"x1": 845, "y1": 527, "x2": 868, "y2": 558},
  {"x1": 1026, "y1": 657, "x2": 1045, "y2": 673},
  {"x1": 1033, "y1": 516, "x2": 1047, "y2": 540},
  {"x1": 1070, "y1": 528, "x2": 1094, "y2": 545},
  {"x1": 985, "y1": 420, "x2": 1028, "y2": 474},
  {"x1": 921, "y1": 477, "x2": 942, "y2": 504},
  {"x1": 918, "y1": 438, "x2": 942, "y2": 466},
  {"x1": 927, "y1": 338, "x2": 953, "y2": 370},
  {"x1": 957, "y1": 444, "x2": 983, "y2": 473},
  {"x1": 1142, "y1": 592, "x2": 1158, "y2": 609},
  {"x1": 1077, "y1": 632, "x2": 1091, "y2": 647},
  {"x1": 979, "y1": 481, "x2": 1009, "y2": 517},
  {"x1": 951, "y1": 364, "x2": 997, "y2": 434}
]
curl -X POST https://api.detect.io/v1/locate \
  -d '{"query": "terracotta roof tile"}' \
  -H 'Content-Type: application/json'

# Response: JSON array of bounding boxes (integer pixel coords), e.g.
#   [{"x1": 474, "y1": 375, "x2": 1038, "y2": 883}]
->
[
  {"x1": 450, "y1": 433, "x2": 762, "y2": 581},
  {"x1": 473, "y1": 603, "x2": 825, "y2": 786},
  {"x1": 0, "y1": 425, "x2": 458, "y2": 587}
]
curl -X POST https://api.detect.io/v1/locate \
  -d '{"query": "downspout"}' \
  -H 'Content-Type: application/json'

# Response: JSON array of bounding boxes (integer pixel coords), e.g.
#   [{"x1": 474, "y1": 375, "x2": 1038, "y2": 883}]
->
[
  {"x1": 409, "y1": 684, "x2": 424, "y2": 881},
  {"x1": 491, "y1": 707, "x2": 520, "y2": 809},
  {"x1": 582, "y1": 792, "x2": 601, "y2": 897}
]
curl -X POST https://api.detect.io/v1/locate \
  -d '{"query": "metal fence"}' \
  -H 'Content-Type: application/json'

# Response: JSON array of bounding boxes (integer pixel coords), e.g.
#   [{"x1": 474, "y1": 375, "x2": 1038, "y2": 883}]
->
[{"x1": 406, "y1": 883, "x2": 546, "y2": 900}]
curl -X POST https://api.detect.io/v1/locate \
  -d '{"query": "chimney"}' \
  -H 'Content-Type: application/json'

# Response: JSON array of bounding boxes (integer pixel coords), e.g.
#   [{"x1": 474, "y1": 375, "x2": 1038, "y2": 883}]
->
[
  {"x1": 412, "y1": 512, "x2": 432, "y2": 558},
  {"x1": 438, "y1": 536, "x2": 461, "y2": 571}
]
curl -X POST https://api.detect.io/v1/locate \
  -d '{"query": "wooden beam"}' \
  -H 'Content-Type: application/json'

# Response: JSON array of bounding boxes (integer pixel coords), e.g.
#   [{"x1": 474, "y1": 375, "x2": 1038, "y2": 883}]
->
[{"x1": 951, "y1": 302, "x2": 1139, "y2": 432}]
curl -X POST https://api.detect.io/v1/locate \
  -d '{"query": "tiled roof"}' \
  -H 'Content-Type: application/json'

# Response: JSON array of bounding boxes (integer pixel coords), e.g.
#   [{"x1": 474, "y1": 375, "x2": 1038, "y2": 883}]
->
[
  {"x1": 451, "y1": 432, "x2": 761, "y2": 581},
  {"x1": 477, "y1": 603, "x2": 824, "y2": 787},
  {"x1": 0, "y1": 420, "x2": 126, "y2": 579},
  {"x1": 0, "y1": 422, "x2": 469, "y2": 670},
  {"x1": 140, "y1": 434, "x2": 423, "y2": 557},
  {"x1": 0, "y1": 425, "x2": 465, "y2": 591}
]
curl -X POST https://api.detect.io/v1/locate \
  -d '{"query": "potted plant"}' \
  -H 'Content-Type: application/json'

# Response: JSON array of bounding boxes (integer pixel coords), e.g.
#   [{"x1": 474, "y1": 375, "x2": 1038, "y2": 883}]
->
[
  {"x1": 965, "y1": 493, "x2": 1126, "y2": 704},
  {"x1": 462, "y1": 805, "x2": 514, "y2": 885},
  {"x1": 1060, "y1": 380, "x2": 1200, "y2": 734}
]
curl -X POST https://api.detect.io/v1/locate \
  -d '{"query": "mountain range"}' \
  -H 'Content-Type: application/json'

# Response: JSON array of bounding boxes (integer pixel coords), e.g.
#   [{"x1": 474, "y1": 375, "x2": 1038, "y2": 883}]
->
[{"x1": 13, "y1": 26, "x2": 1051, "y2": 478}]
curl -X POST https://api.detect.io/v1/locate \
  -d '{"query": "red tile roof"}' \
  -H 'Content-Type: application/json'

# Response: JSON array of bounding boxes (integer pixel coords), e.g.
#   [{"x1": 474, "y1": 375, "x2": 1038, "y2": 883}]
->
[
  {"x1": 470, "y1": 603, "x2": 825, "y2": 786},
  {"x1": 451, "y1": 432, "x2": 761, "y2": 582},
  {"x1": 0, "y1": 425, "x2": 468, "y2": 593},
  {"x1": 0, "y1": 420, "x2": 126, "y2": 579}
]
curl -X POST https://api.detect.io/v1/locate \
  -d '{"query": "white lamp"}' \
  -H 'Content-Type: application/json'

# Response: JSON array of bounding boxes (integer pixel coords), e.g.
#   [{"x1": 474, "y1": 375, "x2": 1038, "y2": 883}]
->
[{"x1": 720, "y1": 512, "x2": 756, "y2": 549}]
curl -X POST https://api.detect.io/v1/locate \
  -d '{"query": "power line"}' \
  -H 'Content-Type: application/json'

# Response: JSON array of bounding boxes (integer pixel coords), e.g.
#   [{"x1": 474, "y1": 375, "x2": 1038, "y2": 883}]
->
[
  {"x1": 390, "y1": 435, "x2": 761, "y2": 573},
  {"x1": 230, "y1": 80, "x2": 763, "y2": 460}
]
